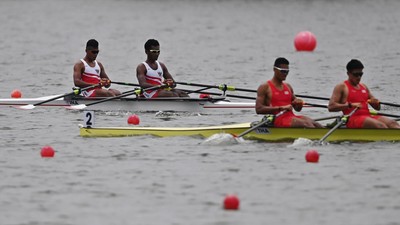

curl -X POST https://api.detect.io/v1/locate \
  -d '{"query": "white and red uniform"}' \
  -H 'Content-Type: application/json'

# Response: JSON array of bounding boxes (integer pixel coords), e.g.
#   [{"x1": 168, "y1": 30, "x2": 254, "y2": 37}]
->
[
  {"x1": 142, "y1": 61, "x2": 163, "y2": 98},
  {"x1": 267, "y1": 80, "x2": 303, "y2": 127},
  {"x1": 80, "y1": 59, "x2": 101, "y2": 97},
  {"x1": 343, "y1": 80, "x2": 380, "y2": 128}
]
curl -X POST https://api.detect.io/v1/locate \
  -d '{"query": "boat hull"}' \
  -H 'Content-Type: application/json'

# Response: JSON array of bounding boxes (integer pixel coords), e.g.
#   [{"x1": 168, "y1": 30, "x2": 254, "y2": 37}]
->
[
  {"x1": 79, "y1": 123, "x2": 400, "y2": 142},
  {"x1": 0, "y1": 96, "x2": 254, "y2": 113}
]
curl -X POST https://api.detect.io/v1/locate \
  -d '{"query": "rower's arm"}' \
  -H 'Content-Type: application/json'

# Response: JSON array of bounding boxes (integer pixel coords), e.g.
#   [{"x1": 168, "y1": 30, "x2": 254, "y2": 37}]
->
[
  {"x1": 73, "y1": 61, "x2": 95, "y2": 88},
  {"x1": 136, "y1": 63, "x2": 154, "y2": 88},
  {"x1": 365, "y1": 85, "x2": 381, "y2": 110},
  {"x1": 255, "y1": 83, "x2": 283, "y2": 114},
  {"x1": 328, "y1": 84, "x2": 348, "y2": 112}
]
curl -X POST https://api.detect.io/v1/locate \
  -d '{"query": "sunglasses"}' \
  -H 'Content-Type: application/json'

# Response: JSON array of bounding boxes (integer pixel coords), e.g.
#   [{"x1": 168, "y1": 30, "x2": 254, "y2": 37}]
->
[
  {"x1": 149, "y1": 49, "x2": 160, "y2": 53},
  {"x1": 274, "y1": 66, "x2": 290, "y2": 74},
  {"x1": 351, "y1": 72, "x2": 363, "y2": 77},
  {"x1": 91, "y1": 50, "x2": 99, "y2": 54}
]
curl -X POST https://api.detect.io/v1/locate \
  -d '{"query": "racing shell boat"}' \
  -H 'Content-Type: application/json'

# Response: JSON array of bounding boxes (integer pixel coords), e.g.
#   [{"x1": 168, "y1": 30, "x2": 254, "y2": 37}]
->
[
  {"x1": 79, "y1": 122, "x2": 400, "y2": 142},
  {"x1": 0, "y1": 95, "x2": 255, "y2": 113}
]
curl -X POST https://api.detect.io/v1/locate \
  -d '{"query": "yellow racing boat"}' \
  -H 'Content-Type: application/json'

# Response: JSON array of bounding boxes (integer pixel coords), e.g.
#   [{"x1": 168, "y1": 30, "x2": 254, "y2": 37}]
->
[{"x1": 79, "y1": 122, "x2": 400, "y2": 142}]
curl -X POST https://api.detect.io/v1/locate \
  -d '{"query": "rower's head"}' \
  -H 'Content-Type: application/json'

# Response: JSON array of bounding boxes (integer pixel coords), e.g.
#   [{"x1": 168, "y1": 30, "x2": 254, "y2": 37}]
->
[
  {"x1": 145, "y1": 39, "x2": 160, "y2": 60},
  {"x1": 346, "y1": 59, "x2": 364, "y2": 81},
  {"x1": 273, "y1": 57, "x2": 290, "y2": 80},
  {"x1": 85, "y1": 39, "x2": 99, "y2": 60}
]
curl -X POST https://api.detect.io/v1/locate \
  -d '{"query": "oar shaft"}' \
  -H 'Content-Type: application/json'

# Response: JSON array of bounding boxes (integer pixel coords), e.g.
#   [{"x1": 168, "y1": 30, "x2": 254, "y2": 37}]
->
[
  {"x1": 296, "y1": 94, "x2": 329, "y2": 101},
  {"x1": 178, "y1": 88, "x2": 256, "y2": 100},
  {"x1": 304, "y1": 103, "x2": 327, "y2": 108},
  {"x1": 380, "y1": 101, "x2": 400, "y2": 108},
  {"x1": 175, "y1": 82, "x2": 257, "y2": 93},
  {"x1": 237, "y1": 110, "x2": 286, "y2": 138},
  {"x1": 84, "y1": 84, "x2": 167, "y2": 107},
  {"x1": 318, "y1": 107, "x2": 358, "y2": 143},
  {"x1": 34, "y1": 84, "x2": 98, "y2": 106},
  {"x1": 111, "y1": 81, "x2": 140, "y2": 87}
]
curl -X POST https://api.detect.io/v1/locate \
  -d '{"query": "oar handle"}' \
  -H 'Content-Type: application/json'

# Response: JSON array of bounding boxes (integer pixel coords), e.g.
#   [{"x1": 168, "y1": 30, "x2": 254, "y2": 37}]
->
[{"x1": 370, "y1": 110, "x2": 400, "y2": 118}]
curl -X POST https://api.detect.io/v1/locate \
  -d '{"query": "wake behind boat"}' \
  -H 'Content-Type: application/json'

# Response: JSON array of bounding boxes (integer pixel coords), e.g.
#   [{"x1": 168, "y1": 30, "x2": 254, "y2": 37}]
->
[
  {"x1": 0, "y1": 95, "x2": 255, "y2": 113},
  {"x1": 79, "y1": 122, "x2": 400, "y2": 142}
]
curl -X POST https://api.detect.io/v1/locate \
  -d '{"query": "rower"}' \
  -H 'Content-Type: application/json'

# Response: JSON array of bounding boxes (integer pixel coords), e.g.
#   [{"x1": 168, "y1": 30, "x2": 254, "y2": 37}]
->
[
  {"x1": 136, "y1": 39, "x2": 189, "y2": 98},
  {"x1": 255, "y1": 57, "x2": 323, "y2": 128},
  {"x1": 73, "y1": 39, "x2": 121, "y2": 97},
  {"x1": 328, "y1": 59, "x2": 400, "y2": 128}
]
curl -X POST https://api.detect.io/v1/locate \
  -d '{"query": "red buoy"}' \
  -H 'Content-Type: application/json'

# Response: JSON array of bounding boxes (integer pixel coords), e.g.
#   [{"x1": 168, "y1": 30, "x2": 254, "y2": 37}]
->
[
  {"x1": 41, "y1": 146, "x2": 55, "y2": 158},
  {"x1": 305, "y1": 150, "x2": 319, "y2": 163},
  {"x1": 294, "y1": 31, "x2": 317, "y2": 51},
  {"x1": 127, "y1": 114, "x2": 140, "y2": 125},
  {"x1": 11, "y1": 89, "x2": 22, "y2": 98},
  {"x1": 223, "y1": 194, "x2": 240, "y2": 210}
]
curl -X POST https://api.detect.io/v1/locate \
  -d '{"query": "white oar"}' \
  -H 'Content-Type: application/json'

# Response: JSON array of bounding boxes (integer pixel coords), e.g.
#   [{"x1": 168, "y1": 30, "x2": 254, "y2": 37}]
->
[
  {"x1": 66, "y1": 84, "x2": 167, "y2": 110},
  {"x1": 17, "y1": 84, "x2": 99, "y2": 110},
  {"x1": 318, "y1": 107, "x2": 358, "y2": 144}
]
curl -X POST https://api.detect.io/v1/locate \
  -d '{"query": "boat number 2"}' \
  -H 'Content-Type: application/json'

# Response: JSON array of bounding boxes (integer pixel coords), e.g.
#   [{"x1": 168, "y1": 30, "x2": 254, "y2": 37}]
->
[{"x1": 83, "y1": 111, "x2": 95, "y2": 127}]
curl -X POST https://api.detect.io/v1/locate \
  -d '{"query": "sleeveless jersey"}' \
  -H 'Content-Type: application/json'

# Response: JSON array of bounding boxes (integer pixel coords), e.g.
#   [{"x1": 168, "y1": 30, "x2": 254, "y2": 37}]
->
[
  {"x1": 343, "y1": 80, "x2": 369, "y2": 116},
  {"x1": 80, "y1": 59, "x2": 101, "y2": 97},
  {"x1": 142, "y1": 61, "x2": 163, "y2": 98},
  {"x1": 267, "y1": 80, "x2": 301, "y2": 127},
  {"x1": 343, "y1": 80, "x2": 379, "y2": 128},
  {"x1": 268, "y1": 80, "x2": 292, "y2": 110},
  {"x1": 81, "y1": 59, "x2": 101, "y2": 84}
]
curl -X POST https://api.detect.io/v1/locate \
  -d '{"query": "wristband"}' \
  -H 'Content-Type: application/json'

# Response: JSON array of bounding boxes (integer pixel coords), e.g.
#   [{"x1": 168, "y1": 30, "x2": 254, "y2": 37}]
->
[{"x1": 348, "y1": 102, "x2": 352, "y2": 108}]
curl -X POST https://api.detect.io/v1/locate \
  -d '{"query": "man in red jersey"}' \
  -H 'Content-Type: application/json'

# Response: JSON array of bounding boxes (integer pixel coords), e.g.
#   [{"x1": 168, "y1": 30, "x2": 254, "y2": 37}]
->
[
  {"x1": 328, "y1": 59, "x2": 399, "y2": 128},
  {"x1": 136, "y1": 39, "x2": 188, "y2": 98},
  {"x1": 73, "y1": 39, "x2": 121, "y2": 97},
  {"x1": 256, "y1": 57, "x2": 322, "y2": 128}
]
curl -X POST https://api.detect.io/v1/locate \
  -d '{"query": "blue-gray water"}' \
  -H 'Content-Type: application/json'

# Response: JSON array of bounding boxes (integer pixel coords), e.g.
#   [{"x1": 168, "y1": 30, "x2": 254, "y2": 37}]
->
[{"x1": 1, "y1": 0, "x2": 400, "y2": 224}]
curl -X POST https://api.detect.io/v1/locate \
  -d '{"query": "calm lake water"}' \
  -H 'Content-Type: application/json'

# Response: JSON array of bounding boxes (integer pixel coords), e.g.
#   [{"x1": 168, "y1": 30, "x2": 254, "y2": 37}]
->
[{"x1": 1, "y1": 0, "x2": 400, "y2": 224}]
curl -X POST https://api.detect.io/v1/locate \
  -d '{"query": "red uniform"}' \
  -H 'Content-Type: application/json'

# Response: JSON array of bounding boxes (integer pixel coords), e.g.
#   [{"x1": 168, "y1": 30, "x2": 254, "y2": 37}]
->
[
  {"x1": 343, "y1": 80, "x2": 380, "y2": 128},
  {"x1": 267, "y1": 80, "x2": 303, "y2": 127}
]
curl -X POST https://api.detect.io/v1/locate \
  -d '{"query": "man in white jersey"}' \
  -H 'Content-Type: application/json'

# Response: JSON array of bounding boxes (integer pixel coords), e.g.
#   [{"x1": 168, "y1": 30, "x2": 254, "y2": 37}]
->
[
  {"x1": 73, "y1": 39, "x2": 121, "y2": 97},
  {"x1": 136, "y1": 39, "x2": 188, "y2": 98}
]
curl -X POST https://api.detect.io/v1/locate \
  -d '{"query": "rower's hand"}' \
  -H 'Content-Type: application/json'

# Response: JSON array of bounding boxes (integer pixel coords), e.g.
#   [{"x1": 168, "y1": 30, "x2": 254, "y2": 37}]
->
[
  {"x1": 163, "y1": 79, "x2": 176, "y2": 88},
  {"x1": 280, "y1": 104, "x2": 293, "y2": 111},
  {"x1": 349, "y1": 102, "x2": 362, "y2": 108},
  {"x1": 72, "y1": 87, "x2": 82, "y2": 95},
  {"x1": 99, "y1": 78, "x2": 111, "y2": 88},
  {"x1": 368, "y1": 98, "x2": 380, "y2": 110},
  {"x1": 291, "y1": 99, "x2": 304, "y2": 111}
]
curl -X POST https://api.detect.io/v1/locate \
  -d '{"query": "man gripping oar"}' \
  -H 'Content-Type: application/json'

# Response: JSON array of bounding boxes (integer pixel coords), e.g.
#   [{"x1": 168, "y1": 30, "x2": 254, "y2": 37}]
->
[
  {"x1": 73, "y1": 39, "x2": 121, "y2": 97},
  {"x1": 136, "y1": 39, "x2": 188, "y2": 98},
  {"x1": 328, "y1": 59, "x2": 400, "y2": 128},
  {"x1": 255, "y1": 57, "x2": 323, "y2": 128}
]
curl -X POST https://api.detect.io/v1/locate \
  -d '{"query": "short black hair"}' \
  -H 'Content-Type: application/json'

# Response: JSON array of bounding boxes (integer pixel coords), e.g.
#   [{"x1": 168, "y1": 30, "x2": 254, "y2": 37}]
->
[
  {"x1": 274, "y1": 57, "x2": 289, "y2": 67},
  {"x1": 144, "y1": 39, "x2": 159, "y2": 50},
  {"x1": 86, "y1": 39, "x2": 99, "y2": 49},
  {"x1": 346, "y1": 59, "x2": 364, "y2": 72}
]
